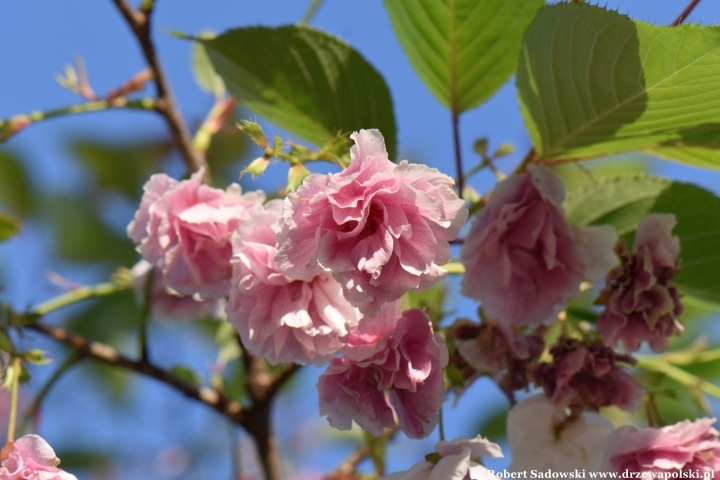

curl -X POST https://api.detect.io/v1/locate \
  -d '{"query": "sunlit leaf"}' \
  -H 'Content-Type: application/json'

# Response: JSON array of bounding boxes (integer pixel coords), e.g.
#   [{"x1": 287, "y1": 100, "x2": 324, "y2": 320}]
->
[
  {"x1": 565, "y1": 174, "x2": 720, "y2": 304},
  {"x1": 199, "y1": 26, "x2": 397, "y2": 159},
  {"x1": 385, "y1": 0, "x2": 543, "y2": 113},
  {"x1": 518, "y1": 3, "x2": 720, "y2": 163}
]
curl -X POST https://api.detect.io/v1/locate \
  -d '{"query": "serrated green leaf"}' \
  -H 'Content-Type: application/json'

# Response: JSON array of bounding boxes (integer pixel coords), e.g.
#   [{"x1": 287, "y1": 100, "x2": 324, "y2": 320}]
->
[
  {"x1": 0, "y1": 152, "x2": 32, "y2": 216},
  {"x1": 199, "y1": 26, "x2": 397, "y2": 159},
  {"x1": 518, "y1": 3, "x2": 720, "y2": 162},
  {"x1": 650, "y1": 146, "x2": 720, "y2": 170},
  {"x1": 191, "y1": 32, "x2": 226, "y2": 97},
  {"x1": 565, "y1": 174, "x2": 720, "y2": 304},
  {"x1": 0, "y1": 212, "x2": 21, "y2": 242},
  {"x1": 564, "y1": 173, "x2": 671, "y2": 235},
  {"x1": 385, "y1": 0, "x2": 543, "y2": 113}
]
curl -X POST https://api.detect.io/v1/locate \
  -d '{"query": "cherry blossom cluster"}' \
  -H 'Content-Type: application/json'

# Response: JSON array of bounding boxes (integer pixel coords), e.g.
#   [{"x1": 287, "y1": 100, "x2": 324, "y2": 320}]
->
[
  {"x1": 126, "y1": 126, "x2": 697, "y2": 476},
  {"x1": 128, "y1": 129, "x2": 466, "y2": 439}
]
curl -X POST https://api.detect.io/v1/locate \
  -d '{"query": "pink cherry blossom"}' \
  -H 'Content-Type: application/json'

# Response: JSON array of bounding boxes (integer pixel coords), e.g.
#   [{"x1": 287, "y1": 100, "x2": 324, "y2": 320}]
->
[
  {"x1": 508, "y1": 395, "x2": 614, "y2": 473},
  {"x1": 379, "y1": 436, "x2": 503, "y2": 480},
  {"x1": 0, "y1": 435, "x2": 77, "y2": 480},
  {"x1": 603, "y1": 418, "x2": 720, "y2": 476},
  {"x1": 533, "y1": 337, "x2": 643, "y2": 413},
  {"x1": 226, "y1": 200, "x2": 360, "y2": 365},
  {"x1": 131, "y1": 260, "x2": 224, "y2": 321},
  {"x1": 460, "y1": 166, "x2": 617, "y2": 327},
  {"x1": 128, "y1": 168, "x2": 265, "y2": 299},
  {"x1": 317, "y1": 305, "x2": 448, "y2": 439},
  {"x1": 276, "y1": 129, "x2": 468, "y2": 318},
  {"x1": 597, "y1": 213, "x2": 683, "y2": 352}
]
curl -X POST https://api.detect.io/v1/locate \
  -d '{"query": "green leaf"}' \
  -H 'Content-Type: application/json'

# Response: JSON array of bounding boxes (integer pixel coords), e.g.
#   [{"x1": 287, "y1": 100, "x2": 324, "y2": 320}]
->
[
  {"x1": 0, "y1": 212, "x2": 21, "y2": 242},
  {"x1": 191, "y1": 32, "x2": 226, "y2": 97},
  {"x1": 477, "y1": 406, "x2": 508, "y2": 442},
  {"x1": 71, "y1": 140, "x2": 169, "y2": 198},
  {"x1": 565, "y1": 174, "x2": 720, "y2": 304},
  {"x1": 649, "y1": 147, "x2": 720, "y2": 170},
  {"x1": 169, "y1": 365, "x2": 203, "y2": 386},
  {"x1": 46, "y1": 195, "x2": 136, "y2": 265},
  {"x1": 199, "y1": 26, "x2": 397, "y2": 159},
  {"x1": 517, "y1": 3, "x2": 720, "y2": 162},
  {"x1": 564, "y1": 173, "x2": 671, "y2": 236},
  {"x1": 0, "y1": 152, "x2": 32, "y2": 216},
  {"x1": 385, "y1": 0, "x2": 543, "y2": 113}
]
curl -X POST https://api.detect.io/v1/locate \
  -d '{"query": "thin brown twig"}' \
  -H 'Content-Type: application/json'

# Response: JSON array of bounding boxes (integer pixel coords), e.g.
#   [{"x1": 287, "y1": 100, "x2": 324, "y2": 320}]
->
[
  {"x1": 109, "y1": 0, "x2": 210, "y2": 180},
  {"x1": 26, "y1": 322, "x2": 244, "y2": 422},
  {"x1": 266, "y1": 363, "x2": 302, "y2": 400},
  {"x1": 671, "y1": 0, "x2": 702, "y2": 27},
  {"x1": 26, "y1": 319, "x2": 300, "y2": 480}
]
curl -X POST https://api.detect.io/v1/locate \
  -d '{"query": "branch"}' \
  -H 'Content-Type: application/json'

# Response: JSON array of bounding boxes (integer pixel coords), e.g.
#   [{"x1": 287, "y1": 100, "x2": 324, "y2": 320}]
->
[
  {"x1": 110, "y1": 0, "x2": 210, "y2": 180},
  {"x1": 266, "y1": 363, "x2": 301, "y2": 400},
  {"x1": 0, "y1": 98, "x2": 156, "y2": 143},
  {"x1": 239, "y1": 349, "x2": 284, "y2": 480},
  {"x1": 671, "y1": 0, "x2": 702, "y2": 27},
  {"x1": 25, "y1": 322, "x2": 244, "y2": 423}
]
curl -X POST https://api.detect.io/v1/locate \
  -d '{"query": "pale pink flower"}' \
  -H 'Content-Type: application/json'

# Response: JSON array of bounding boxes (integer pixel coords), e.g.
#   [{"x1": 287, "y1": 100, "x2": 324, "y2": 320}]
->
[
  {"x1": 603, "y1": 418, "x2": 720, "y2": 476},
  {"x1": 460, "y1": 166, "x2": 617, "y2": 327},
  {"x1": 317, "y1": 305, "x2": 448, "y2": 439},
  {"x1": 597, "y1": 213, "x2": 683, "y2": 352},
  {"x1": 226, "y1": 200, "x2": 360, "y2": 365},
  {"x1": 128, "y1": 168, "x2": 265, "y2": 299},
  {"x1": 533, "y1": 337, "x2": 643, "y2": 413},
  {"x1": 508, "y1": 395, "x2": 614, "y2": 473},
  {"x1": 276, "y1": 129, "x2": 468, "y2": 318},
  {"x1": 131, "y1": 260, "x2": 224, "y2": 321},
  {"x1": 0, "y1": 435, "x2": 77, "y2": 480},
  {"x1": 380, "y1": 436, "x2": 503, "y2": 480}
]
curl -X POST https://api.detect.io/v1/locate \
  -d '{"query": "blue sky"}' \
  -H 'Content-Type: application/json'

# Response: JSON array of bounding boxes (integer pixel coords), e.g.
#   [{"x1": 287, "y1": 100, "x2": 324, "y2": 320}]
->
[{"x1": 1, "y1": 1, "x2": 720, "y2": 478}]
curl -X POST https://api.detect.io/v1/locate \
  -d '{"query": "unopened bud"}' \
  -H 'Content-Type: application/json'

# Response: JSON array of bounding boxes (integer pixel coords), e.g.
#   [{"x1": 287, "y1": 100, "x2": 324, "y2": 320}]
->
[
  {"x1": 493, "y1": 142, "x2": 515, "y2": 158},
  {"x1": 238, "y1": 120, "x2": 268, "y2": 149},
  {"x1": 244, "y1": 156, "x2": 270, "y2": 179},
  {"x1": 473, "y1": 138, "x2": 488, "y2": 158},
  {"x1": 286, "y1": 164, "x2": 310, "y2": 192}
]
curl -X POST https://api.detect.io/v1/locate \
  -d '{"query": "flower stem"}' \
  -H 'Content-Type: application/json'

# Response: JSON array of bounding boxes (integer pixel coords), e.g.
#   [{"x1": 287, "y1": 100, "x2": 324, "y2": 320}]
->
[
  {"x1": 299, "y1": 0, "x2": 324, "y2": 25},
  {"x1": 452, "y1": 111, "x2": 465, "y2": 199},
  {"x1": 33, "y1": 281, "x2": 130, "y2": 316},
  {"x1": 7, "y1": 358, "x2": 21, "y2": 443},
  {"x1": 20, "y1": 353, "x2": 82, "y2": 432},
  {"x1": 438, "y1": 405, "x2": 446, "y2": 441},
  {"x1": 0, "y1": 98, "x2": 156, "y2": 143}
]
